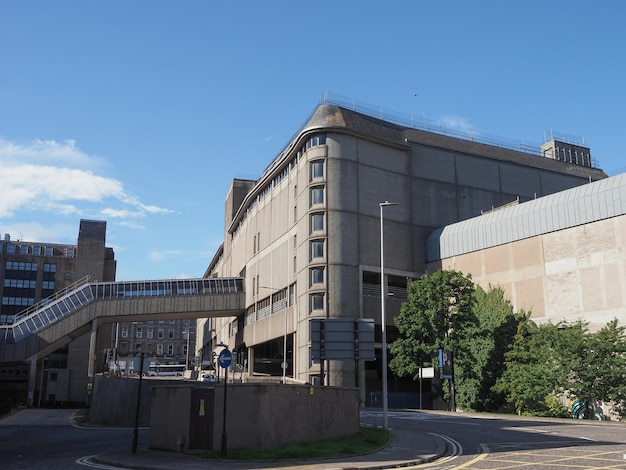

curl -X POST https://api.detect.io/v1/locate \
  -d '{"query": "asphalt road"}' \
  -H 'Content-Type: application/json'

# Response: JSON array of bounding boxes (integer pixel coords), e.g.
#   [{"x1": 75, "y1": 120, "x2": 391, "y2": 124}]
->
[
  {"x1": 2, "y1": 408, "x2": 626, "y2": 470},
  {"x1": 0, "y1": 408, "x2": 148, "y2": 470},
  {"x1": 370, "y1": 409, "x2": 626, "y2": 469}
]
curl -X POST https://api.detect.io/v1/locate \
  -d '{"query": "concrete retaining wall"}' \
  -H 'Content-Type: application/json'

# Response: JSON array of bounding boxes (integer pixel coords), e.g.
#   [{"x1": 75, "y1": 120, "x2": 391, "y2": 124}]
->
[
  {"x1": 150, "y1": 383, "x2": 359, "y2": 452},
  {"x1": 90, "y1": 375, "x2": 183, "y2": 426}
]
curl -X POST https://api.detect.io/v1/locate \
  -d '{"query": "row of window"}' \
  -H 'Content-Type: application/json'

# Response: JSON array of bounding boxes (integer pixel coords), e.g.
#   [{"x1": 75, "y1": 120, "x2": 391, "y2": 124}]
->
[
  {"x1": 2, "y1": 279, "x2": 55, "y2": 289},
  {"x1": 5, "y1": 262, "x2": 58, "y2": 273},
  {"x1": 118, "y1": 342, "x2": 184, "y2": 356},
  {"x1": 4, "y1": 279, "x2": 37, "y2": 288},
  {"x1": 1, "y1": 297, "x2": 35, "y2": 306},
  {"x1": 0, "y1": 244, "x2": 75, "y2": 257},
  {"x1": 5, "y1": 261, "x2": 38, "y2": 271},
  {"x1": 233, "y1": 134, "x2": 326, "y2": 236},
  {"x1": 121, "y1": 327, "x2": 183, "y2": 340}
]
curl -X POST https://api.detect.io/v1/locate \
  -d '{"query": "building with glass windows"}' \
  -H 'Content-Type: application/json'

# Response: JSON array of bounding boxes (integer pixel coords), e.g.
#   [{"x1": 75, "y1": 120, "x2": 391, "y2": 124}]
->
[
  {"x1": 0, "y1": 220, "x2": 116, "y2": 404},
  {"x1": 0, "y1": 220, "x2": 196, "y2": 406},
  {"x1": 200, "y1": 98, "x2": 607, "y2": 406}
]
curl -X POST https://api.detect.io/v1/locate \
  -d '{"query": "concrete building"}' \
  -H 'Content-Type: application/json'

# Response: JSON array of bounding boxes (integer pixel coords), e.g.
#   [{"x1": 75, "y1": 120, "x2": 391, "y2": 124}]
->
[
  {"x1": 201, "y1": 99, "x2": 607, "y2": 405},
  {"x1": 0, "y1": 220, "x2": 197, "y2": 406},
  {"x1": 0, "y1": 220, "x2": 116, "y2": 405},
  {"x1": 426, "y1": 173, "x2": 626, "y2": 330}
]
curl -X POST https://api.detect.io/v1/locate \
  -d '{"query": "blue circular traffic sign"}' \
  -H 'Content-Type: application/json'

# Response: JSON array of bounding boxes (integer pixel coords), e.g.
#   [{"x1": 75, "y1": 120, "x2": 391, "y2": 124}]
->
[{"x1": 218, "y1": 349, "x2": 232, "y2": 368}]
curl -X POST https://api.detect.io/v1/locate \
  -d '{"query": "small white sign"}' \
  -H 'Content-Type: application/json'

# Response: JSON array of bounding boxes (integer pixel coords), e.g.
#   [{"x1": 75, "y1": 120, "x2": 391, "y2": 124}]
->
[{"x1": 420, "y1": 367, "x2": 435, "y2": 379}]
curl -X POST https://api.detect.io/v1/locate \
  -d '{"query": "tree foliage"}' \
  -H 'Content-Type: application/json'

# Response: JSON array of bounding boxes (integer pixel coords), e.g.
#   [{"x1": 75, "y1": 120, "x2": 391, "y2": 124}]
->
[
  {"x1": 389, "y1": 270, "x2": 476, "y2": 382},
  {"x1": 496, "y1": 319, "x2": 626, "y2": 418},
  {"x1": 494, "y1": 320, "x2": 568, "y2": 415},
  {"x1": 465, "y1": 285, "x2": 526, "y2": 411},
  {"x1": 568, "y1": 320, "x2": 626, "y2": 416},
  {"x1": 389, "y1": 268, "x2": 626, "y2": 418}
]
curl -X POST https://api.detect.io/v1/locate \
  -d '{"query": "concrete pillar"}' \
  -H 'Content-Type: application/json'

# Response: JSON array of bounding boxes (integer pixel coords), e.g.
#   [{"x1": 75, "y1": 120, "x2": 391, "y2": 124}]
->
[
  {"x1": 27, "y1": 358, "x2": 37, "y2": 407},
  {"x1": 87, "y1": 319, "x2": 98, "y2": 378},
  {"x1": 247, "y1": 347, "x2": 254, "y2": 376}
]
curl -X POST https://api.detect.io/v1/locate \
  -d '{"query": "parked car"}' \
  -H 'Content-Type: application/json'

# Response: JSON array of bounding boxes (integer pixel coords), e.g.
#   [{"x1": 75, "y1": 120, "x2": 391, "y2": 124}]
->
[{"x1": 198, "y1": 372, "x2": 216, "y2": 383}]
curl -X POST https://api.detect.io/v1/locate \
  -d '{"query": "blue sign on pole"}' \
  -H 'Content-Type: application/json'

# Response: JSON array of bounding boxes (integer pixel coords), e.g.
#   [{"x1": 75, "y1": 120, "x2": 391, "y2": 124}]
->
[{"x1": 218, "y1": 349, "x2": 233, "y2": 368}]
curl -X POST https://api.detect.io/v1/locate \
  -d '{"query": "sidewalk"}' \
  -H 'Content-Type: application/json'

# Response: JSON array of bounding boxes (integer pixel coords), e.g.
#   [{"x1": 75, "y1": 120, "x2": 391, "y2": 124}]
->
[{"x1": 93, "y1": 427, "x2": 447, "y2": 470}]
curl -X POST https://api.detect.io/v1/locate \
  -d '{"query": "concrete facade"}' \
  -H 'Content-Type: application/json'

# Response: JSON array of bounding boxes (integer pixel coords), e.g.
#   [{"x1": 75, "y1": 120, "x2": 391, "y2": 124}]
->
[
  {"x1": 149, "y1": 383, "x2": 359, "y2": 452},
  {"x1": 426, "y1": 173, "x2": 626, "y2": 330},
  {"x1": 201, "y1": 100, "x2": 607, "y2": 403}
]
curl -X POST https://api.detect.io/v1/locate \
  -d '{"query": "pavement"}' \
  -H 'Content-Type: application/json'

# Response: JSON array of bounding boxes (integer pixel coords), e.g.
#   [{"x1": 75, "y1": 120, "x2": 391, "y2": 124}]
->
[{"x1": 92, "y1": 418, "x2": 448, "y2": 470}]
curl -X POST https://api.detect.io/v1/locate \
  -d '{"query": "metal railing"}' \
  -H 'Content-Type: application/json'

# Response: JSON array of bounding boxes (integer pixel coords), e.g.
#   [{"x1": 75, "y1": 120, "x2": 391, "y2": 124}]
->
[
  {"x1": 10, "y1": 275, "x2": 92, "y2": 325},
  {"x1": 260, "y1": 91, "x2": 600, "y2": 181}
]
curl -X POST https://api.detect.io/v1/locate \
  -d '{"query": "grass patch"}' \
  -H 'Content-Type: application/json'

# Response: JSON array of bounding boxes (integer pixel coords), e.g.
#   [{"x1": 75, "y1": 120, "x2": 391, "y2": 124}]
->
[{"x1": 203, "y1": 426, "x2": 389, "y2": 461}]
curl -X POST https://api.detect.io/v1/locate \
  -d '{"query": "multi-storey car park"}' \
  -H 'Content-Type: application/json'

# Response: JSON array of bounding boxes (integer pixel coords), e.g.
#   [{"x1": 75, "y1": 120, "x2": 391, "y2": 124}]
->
[{"x1": 200, "y1": 96, "x2": 608, "y2": 406}]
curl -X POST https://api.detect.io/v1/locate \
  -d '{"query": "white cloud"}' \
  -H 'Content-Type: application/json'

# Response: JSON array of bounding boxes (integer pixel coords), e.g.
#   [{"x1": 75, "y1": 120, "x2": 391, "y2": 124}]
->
[
  {"x1": 149, "y1": 249, "x2": 186, "y2": 261},
  {"x1": 438, "y1": 115, "x2": 477, "y2": 136},
  {"x1": 0, "y1": 138, "x2": 171, "y2": 221},
  {"x1": 0, "y1": 221, "x2": 76, "y2": 244}
]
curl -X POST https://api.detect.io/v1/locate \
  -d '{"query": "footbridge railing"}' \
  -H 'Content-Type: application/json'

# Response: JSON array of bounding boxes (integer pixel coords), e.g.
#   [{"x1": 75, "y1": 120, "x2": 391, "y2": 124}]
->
[{"x1": 0, "y1": 277, "x2": 244, "y2": 345}]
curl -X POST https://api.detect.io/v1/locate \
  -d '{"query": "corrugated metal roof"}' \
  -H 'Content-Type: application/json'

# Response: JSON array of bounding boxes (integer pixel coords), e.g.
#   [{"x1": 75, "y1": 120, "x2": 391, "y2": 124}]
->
[{"x1": 426, "y1": 173, "x2": 626, "y2": 261}]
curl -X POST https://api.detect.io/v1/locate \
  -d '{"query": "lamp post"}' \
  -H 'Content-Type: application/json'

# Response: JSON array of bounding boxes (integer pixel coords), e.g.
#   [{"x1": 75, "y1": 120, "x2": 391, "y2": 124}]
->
[
  {"x1": 261, "y1": 286, "x2": 288, "y2": 383},
  {"x1": 380, "y1": 201, "x2": 398, "y2": 430},
  {"x1": 185, "y1": 329, "x2": 190, "y2": 371},
  {"x1": 131, "y1": 349, "x2": 146, "y2": 453}
]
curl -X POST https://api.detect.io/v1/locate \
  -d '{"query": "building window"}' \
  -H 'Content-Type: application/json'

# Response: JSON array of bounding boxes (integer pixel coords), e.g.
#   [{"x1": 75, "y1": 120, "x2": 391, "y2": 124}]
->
[
  {"x1": 19, "y1": 245, "x2": 28, "y2": 254},
  {"x1": 64, "y1": 272, "x2": 72, "y2": 281},
  {"x1": 310, "y1": 186, "x2": 324, "y2": 206},
  {"x1": 306, "y1": 133, "x2": 326, "y2": 150},
  {"x1": 158, "y1": 329, "x2": 164, "y2": 339},
  {"x1": 311, "y1": 160, "x2": 324, "y2": 180},
  {"x1": 310, "y1": 293, "x2": 324, "y2": 312},
  {"x1": 135, "y1": 343, "x2": 142, "y2": 352},
  {"x1": 44, "y1": 246, "x2": 53, "y2": 256},
  {"x1": 43, "y1": 263, "x2": 57, "y2": 273},
  {"x1": 167, "y1": 344, "x2": 174, "y2": 356},
  {"x1": 33, "y1": 246, "x2": 42, "y2": 256},
  {"x1": 121, "y1": 326, "x2": 128, "y2": 338},
  {"x1": 311, "y1": 267, "x2": 324, "y2": 285},
  {"x1": 311, "y1": 240, "x2": 324, "y2": 260},
  {"x1": 157, "y1": 344, "x2": 164, "y2": 355},
  {"x1": 168, "y1": 330, "x2": 174, "y2": 339},
  {"x1": 136, "y1": 327, "x2": 142, "y2": 339},
  {"x1": 6, "y1": 261, "x2": 38, "y2": 271},
  {"x1": 66, "y1": 248, "x2": 75, "y2": 257},
  {"x1": 311, "y1": 213, "x2": 324, "y2": 233},
  {"x1": 7, "y1": 245, "x2": 15, "y2": 254},
  {"x1": 147, "y1": 328, "x2": 154, "y2": 339}
]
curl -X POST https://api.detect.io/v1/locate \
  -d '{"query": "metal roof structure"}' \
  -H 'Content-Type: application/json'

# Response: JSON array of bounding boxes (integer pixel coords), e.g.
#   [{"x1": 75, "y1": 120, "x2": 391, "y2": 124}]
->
[{"x1": 426, "y1": 173, "x2": 626, "y2": 261}]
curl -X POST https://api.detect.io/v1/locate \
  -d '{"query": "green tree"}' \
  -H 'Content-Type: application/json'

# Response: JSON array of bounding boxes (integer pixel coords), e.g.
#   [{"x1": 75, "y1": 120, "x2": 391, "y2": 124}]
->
[
  {"x1": 495, "y1": 320, "x2": 584, "y2": 416},
  {"x1": 568, "y1": 319, "x2": 626, "y2": 417},
  {"x1": 389, "y1": 270, "x2": 476, "y2": 405},
  {"x1": 467, "y1": 285, "x2": 527, "y2": 411}
]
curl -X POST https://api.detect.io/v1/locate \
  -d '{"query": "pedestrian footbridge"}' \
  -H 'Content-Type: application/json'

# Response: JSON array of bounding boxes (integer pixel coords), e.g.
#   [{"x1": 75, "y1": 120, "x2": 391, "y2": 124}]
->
[{"x1": 0, "y1": 276, "x2": 245, "y2": 364}]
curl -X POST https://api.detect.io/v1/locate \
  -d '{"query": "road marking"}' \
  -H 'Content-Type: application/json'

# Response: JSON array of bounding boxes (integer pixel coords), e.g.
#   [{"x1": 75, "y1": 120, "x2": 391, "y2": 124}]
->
[{"x1": 76, "y1": 456, "x2": 124, "y2": 469}]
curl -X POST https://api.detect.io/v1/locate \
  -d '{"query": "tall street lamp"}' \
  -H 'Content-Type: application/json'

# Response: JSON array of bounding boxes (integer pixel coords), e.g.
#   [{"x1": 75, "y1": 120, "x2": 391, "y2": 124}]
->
[
  {"x1": 185, "y1": 328, "x2": 190, "y2": 371},
  {"x1": 380, "y1": 201, "x2": 398, "y2": 430}
]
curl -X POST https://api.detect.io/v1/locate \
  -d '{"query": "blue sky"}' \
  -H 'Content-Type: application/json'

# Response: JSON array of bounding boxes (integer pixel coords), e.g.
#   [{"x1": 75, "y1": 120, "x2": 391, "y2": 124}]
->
[{"x1": 1, "y1": 1, "x2": 624, "y2": 281}]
